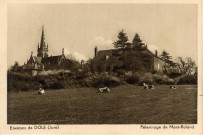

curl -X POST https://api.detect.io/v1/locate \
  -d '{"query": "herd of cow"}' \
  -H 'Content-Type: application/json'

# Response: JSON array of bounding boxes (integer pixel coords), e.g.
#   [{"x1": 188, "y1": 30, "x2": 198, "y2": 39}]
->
[{"x1": 37, "y1": 83, "x2": 177, "y2": 95}]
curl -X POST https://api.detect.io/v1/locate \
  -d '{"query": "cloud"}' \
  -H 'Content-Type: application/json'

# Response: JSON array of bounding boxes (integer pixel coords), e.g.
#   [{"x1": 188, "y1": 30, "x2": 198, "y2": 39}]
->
[
  {"x1": 72, "y1": 52, "x2": 88, "y2": 62},
  {"x1": 63, "y1": 48, "x2": 88, "y2": 62},
  {"x1": 90, "y1": 36, "x2": 114, "y2": 50},
  {"x1": 63, "y1": 48, "x2": 71, "y2": 55},
  {"x1": 147, "y1": 44, "x2": 164, "y2": 56}
]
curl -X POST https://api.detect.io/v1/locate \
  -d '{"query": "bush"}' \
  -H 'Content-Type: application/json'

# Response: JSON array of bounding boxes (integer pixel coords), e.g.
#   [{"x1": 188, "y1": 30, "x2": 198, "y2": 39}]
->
[
  {"x1": 7, "y1": 71, "x2": 40, "y2": 91},
  {"x1": 125, "y1": 72, "x2": 139, "y2": 84},
  {"x1": 117, "y1": 69, "x2": 126, "y2": 76},
  {"x1": 177, "y1": 75, "x2": 197, "y2": 85},
  {"x1": 91, "y1": 74, "x2": 122, "y2": 88},
  {"x1": 138, "y1": 73, "x2": 153, "y2": 85},
  {"x1": 137, "y1": 73, "x2": 175, "y2": 85},
  {"x1": 49, "y1": 81, "x2": 65, "y2": 89}
]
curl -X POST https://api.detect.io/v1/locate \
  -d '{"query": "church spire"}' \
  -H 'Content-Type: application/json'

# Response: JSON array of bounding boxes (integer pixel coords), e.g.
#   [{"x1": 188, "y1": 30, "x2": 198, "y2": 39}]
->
[
  {"x1": 40, "y1": 25, "x2": 46, "y2": 48},
  {"x1": 37, "y1": 25, "x2": 49, "y2": 58}
]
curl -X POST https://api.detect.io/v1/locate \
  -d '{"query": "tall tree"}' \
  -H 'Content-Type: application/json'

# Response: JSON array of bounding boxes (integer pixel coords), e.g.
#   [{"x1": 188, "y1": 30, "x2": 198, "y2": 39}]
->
[
  {"x1": 132, "y1": 33, "x2": 144, "y2": 48},
  {"x1": 113, "y1": 29, "x2": 131, "y2": 49},
  {"x1": 113, "y1": 29, "x2": 131, "y2": 71},
  {"x1": 160, "y1": 50, "x2": 173, "y2": 64}
]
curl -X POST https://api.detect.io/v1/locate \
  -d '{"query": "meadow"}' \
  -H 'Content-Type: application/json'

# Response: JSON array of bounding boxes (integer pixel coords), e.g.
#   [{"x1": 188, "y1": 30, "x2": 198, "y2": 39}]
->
[{"x1": 7, "y1": 85, "x2": 197, "y2": 124}]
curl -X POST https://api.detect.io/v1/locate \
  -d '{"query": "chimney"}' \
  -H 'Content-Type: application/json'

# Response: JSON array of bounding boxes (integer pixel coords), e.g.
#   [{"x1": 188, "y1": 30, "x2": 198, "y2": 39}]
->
[
  {"x1": 62, "y1": 48, "x2": 64, "y2": 55},
  {"x1": 81, "y1": 60, "x2": 84, "y2": 67},
  {"x1": 155, "y1": 50, "x2": 158, "y2": 56},
  {"x1": 94, "y1": 46, "x2": 98, "y2": 57},
  {"x1": 155, "y1": 50, "x2": 158, "y2": 57}
]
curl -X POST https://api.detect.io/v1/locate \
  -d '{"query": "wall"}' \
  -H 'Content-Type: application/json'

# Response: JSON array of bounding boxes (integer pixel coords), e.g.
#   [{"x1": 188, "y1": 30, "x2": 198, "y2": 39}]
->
[{"x1": 153, "y1": 57, "x2": 165, "y2": 73}]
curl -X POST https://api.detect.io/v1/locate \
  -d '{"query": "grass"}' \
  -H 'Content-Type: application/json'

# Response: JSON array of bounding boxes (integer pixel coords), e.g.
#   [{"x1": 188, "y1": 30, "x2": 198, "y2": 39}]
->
[{"x1": 7, "y1": 85, "x2": 197, "y2": 124}]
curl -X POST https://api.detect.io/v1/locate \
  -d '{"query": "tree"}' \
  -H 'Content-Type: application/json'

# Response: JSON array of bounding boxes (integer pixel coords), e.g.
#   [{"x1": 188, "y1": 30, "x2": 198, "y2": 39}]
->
[
  {"x1": 194, "y1": 66, "x2": 198, "y2": 78},
  {"x1": 113, "y1": 29, "x2": 131, "y2": 49},
  {"x1": 132, "y1": 33, "x2": 144, "y2": 48},
  {"x1": 160, "y1": 50, "x2": 173, "y2": 64},
  {"x1": 113, "y1": 29, "x2": 131, "y2": 70},
  {"x1": 176, "y1": 57, "x2": 196, "y2": 75},
  {"x1": 10, "y1": 61, "x2": 22, "y2": 72}
]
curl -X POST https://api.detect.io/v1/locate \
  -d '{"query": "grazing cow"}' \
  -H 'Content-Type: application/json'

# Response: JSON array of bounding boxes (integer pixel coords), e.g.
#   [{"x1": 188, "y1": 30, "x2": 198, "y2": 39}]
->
[
  {"x1": 143, "y1": 83, "x2": 149, "y2": 89},
  {"x1": 143, "y1": 83, "x2": 155, "y2": 89},
  {"x1": 170, "y1": 85, "x2": 177, "y2": 89},
  {"x1": 148, "y1": 85, "x2": 155, "y2": 89},
  {"x1": 99, "y1": 87, "x2": 110, "y2": 93},
  {"x1": 38, "y1": 88, "x2": 45, "y2": 94}
]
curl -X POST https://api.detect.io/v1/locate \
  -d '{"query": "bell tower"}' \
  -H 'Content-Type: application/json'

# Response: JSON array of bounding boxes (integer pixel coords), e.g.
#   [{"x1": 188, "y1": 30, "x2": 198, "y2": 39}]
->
[{"x1": 37, "y1": 25, "x2": 48, "y2": 57}]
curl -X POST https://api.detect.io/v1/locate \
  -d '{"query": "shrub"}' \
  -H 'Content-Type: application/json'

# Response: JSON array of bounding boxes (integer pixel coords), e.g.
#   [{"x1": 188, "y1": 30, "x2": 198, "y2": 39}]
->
[
  {"x1": 117, "y1": 69, "x2": 126, "y2": 76},
  {"x1": 50, "y1": 81, "x2": 65, "y2": 89},
  {"x1": 125, "y1": 72, "x2": 139, "y2": 84},
  {"x1": 91, "y1": 74, "x2": 122, "y2": 88},
  {"x1": 138, "y1": 73, "x2": 154, "y2": 85},
  {"x1": 177, "y1": 75, "x2": 197, "y2": 84},
  {"x1": 43, "y1": 78, "x2": 65, "y2": 89},
  {"x1": 137, "y1": 73, "x2": 175, "y2": 85},
  {"x1": 7, "y1": 71, "x2": 40, "y2": 91}
]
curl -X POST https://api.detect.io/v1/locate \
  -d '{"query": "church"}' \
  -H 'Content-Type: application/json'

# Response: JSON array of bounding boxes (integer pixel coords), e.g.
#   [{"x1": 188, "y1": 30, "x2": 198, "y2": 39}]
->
[{"x1": 23, "y1": 26, "x2": 80, "y2": 76}]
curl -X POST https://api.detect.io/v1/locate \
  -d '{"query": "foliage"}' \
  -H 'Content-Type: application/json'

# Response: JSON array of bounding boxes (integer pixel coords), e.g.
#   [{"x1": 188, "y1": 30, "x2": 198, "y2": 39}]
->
[
  {"x1": 177, "y1": 75, "x2": 197, "y2": 85},
  {"x1": 132, "y1": 33, "x2": 144, "y2": 48},
  {"x1": 113, "y1": 29, "x2": 131, "y2": 49},
  {"x1": 175, "y1": 57, "x2": 197, "y2": 75},
  {"x1": 7, "y1": 65, "x2": 197, "y2": 92},
  {"x1": 9, "y1": 61, "x2": 23, "y2": 72},
  {"x1": 125, "y1": 72, "x2": 139, "y2": 84},
  {"x1": 91, "y1": 73, "x2": 123, "y2": 88},
  {"x1": 137, "y1": 73, "x2": 175, "y2": 85},
  {"x1": 7, "y1": 71, "x2": 40, "y2": 91},
  {"x1": 81, "y1": 59, "x2": 97, "y2": 73},
  {"x1": 160, "y1": 50, "x2": 173, "y2": 64}
]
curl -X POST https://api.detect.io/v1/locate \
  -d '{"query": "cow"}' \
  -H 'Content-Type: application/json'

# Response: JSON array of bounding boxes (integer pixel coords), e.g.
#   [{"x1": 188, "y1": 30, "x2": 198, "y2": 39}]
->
[
  {"x1": 99, "y1": 87, "x2": 110, "y2": 93},
  {"x1": 169, "y1": 85, "x2": 177, "y2": 89},
  {"x1": 38, "y1": 88, "x2": 45, "y2": 94},
  {"x1": 143, "y1": 83, "x2": 155, "y2": 89}
]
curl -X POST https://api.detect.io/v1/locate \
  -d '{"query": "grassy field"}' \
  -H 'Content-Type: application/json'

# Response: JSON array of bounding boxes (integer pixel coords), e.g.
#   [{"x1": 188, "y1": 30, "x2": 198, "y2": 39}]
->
[{"x1": 7, "y1": 85, "x2": 197, "y2": 124}]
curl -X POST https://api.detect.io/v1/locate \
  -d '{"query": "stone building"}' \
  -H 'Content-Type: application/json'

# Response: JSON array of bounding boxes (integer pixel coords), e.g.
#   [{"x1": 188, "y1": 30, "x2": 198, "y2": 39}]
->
[
  {"x1": 92, "y1": 45, "x2": 167, "y2": 73},
  {"x1": 23, "y1": 26, "x2": 80, "y2": 75}
]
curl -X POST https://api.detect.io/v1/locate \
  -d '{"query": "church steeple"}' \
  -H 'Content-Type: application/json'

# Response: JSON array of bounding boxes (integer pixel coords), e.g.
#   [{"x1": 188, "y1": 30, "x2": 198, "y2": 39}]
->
[
  {"x1": 40, "y1": 25, "x2": 46, "y2": 48},
  {"x1": 37, "y1": 25, "x2": 48, "y2": 58}
]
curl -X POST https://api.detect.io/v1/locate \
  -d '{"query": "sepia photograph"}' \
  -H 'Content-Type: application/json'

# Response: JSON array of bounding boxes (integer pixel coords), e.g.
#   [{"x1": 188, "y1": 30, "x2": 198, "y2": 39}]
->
[
  {"x1": 0, "y1": 0, "x2": 202, "y2": 134},
  {"x1": 6, "y1": 3, "x2": 199, "y2": 125}
]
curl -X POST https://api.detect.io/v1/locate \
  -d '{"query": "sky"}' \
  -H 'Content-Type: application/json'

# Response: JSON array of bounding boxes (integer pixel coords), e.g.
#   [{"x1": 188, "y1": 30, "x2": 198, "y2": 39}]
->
[{"x1": 7, "y1": 4, "x2": 197, "y2": 68}]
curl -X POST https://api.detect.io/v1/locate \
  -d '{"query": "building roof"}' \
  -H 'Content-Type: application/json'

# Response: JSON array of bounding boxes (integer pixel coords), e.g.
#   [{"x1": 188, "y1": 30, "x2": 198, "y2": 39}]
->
[
  {"x1": 42, "y1": 55, "x2": 65, "y2": 63},
  {"x1": 93, "y1": 47, "x2": 165, "y2": 62},
  {"x1": 33, "y1": 56, "x2": 42, "y2": 64},
  {"x1": 139, "y1": 48, "x2": 164, "y2": 61},
  {"x1": 93, "y1": 49, "x2": 113, "y2": 61}
]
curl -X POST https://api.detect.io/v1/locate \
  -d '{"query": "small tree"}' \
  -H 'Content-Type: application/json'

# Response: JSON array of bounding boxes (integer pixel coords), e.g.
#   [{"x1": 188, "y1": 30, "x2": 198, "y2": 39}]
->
[
  {"x1": 10, "y1": 61, "x2": 22, "y2": 72},
  {"x1": 176, "y1": 57, "x2": 196, "y2": 75},
  {"x1": 160, "y1": 50, "x2": 173, "y2": 64},
  {"x1": 132, "y1": 33, "x2": 144, "y2": 48}
]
